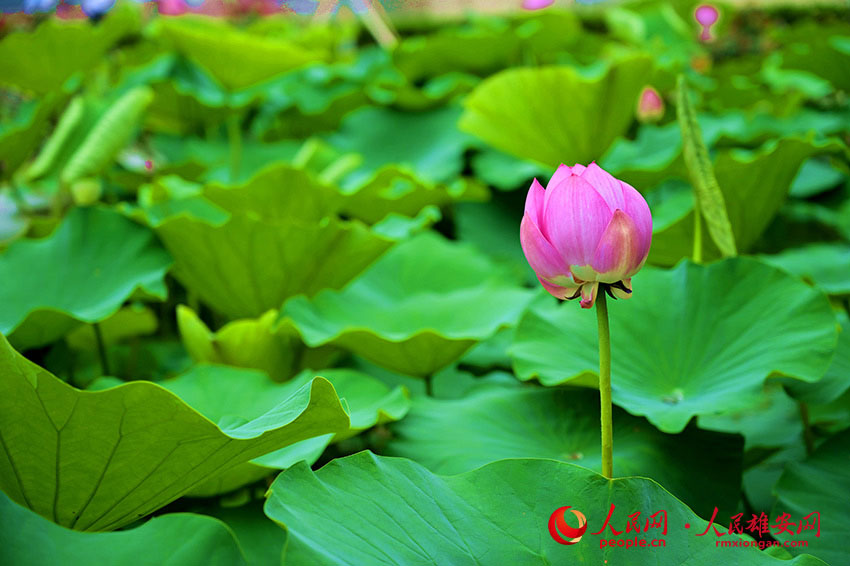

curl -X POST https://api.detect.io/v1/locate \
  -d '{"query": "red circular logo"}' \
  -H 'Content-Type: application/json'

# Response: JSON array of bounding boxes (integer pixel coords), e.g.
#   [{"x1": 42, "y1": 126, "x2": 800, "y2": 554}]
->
[{"x1": 548, "y1": 506, "x2": 588, "y2": 545}]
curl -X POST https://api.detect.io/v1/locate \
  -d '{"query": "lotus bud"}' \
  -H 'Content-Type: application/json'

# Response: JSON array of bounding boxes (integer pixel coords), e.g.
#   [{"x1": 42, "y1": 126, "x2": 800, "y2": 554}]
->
[
  {"x1": 522, "y1": 0, "x2": 554, "y2": 10},
  {"x1": 694, "y1": 4, "x2": 719, "y2": 42},
  {"x1": 520, "y1": 163, "x2": 652, "y2": 309},
  {"x1": 637, "y1": 86, "x2": 664, "y2": 123}
]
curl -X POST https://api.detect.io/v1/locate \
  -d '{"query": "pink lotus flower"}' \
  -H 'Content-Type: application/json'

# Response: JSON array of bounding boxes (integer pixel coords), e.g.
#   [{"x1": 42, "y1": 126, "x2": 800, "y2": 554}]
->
[
  {"x1": 637, "y1": 86, "x2": 664, "y2": 123},
  {"x1": 520, "y1": 163, "x2": 652, "y2": 308}
]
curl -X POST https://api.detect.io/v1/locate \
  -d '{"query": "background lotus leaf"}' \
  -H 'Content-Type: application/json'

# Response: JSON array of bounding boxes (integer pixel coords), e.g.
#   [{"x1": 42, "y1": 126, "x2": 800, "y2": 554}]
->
[
  {"x1": 0, "y1": 491, "x2": 246, "y2": 566},
  {"x1": 0, "y1": 207, "x2": 171, "y2": 349},
  {"x1": 387, "y1": 384, "x2": 743, "y2": 518},
  {"x1": 283, "y1": 232, "x2": 535, "y2": 376},
  {"x1": 459, "y1": 55, "x2": 653, "y2": 167},
  {"x1": 510, "y1": 258, "x2": 837, "y2": 433}
]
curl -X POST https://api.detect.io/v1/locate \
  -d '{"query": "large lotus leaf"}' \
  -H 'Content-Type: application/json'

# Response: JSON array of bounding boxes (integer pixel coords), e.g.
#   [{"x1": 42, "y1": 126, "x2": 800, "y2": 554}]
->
[
  {"x1": 177, "y1": 306, "x2": 338, "y2": 382},
  {"x1": 264, "y1": 452, "x2": 827, "y2": 566},
  {"x1": 282, "y1": 232, "x2": 535, "y2": 376},
  {"x1": 326, "y1": 105, "x2": 476, "y2": 189},
  {"x1": 152, "y1": 166, "x2": 400, "y2": 319},
  {"x1": 206, "y1": 502, "x2": 285, "y2": 566},
  {"x1": 157, "y1": 215, "x2": 392, "y2": 320},
  {"x1": 459, "y1": 55, "x2": 653, "y2": 167},
  {"x1": 650, "y1": 137, "x2": 844, "y2": 266},
  {"x1": 0, "y1": 334, "x2": 349, "y2": 531},
  {"x1": 392, "y1": 12, "x2": 582, "y2": 83},
  {"x1": 156, "y1": 17, "x2": 328, "y2": 91},
  {"x1": 510, "y1": 258, "x2": 837, "y2": 433},
  {"x1": 0, "y1": 207, "x2": 172, "y2": 349},
  {"x1": 142, "y1": 364, "x2": 408, "y2": 497},
  {"x1": 340, "y1": 167, "x2": 488, "y2": 225},
  {"x1": 387, "y1": 385, "x2": 742, "y2": 518},
  {"x1": 394, "y1": 16, "x2": 519, "y2": 80},
  {"x1": 0, "y1": 4, "x2": 139, "y2": 94},
  {"x1": 66, "y1": 304, "x2": 158, "y2": 353},
  {"x1": 150, "y1": 134, "x2": 302, "y2": 184},
  {"x1": 470, "y1": 147, "x2": 550, "y2": 191},
  {"x1": 771, "y1": 429, "x2": 850, "y2": 565},
  {"x1": 454, "y1": 197, "x2": 536, "y2": 284},
  {"x1": 773, "y1": 22, "x2": 850, "y2": 92},
  {"x1": 599, "y1": 122, "x2": 687, "y2": 190},
  {"x1": 0, "y1": 491, "x2": 246, "y2": 566},
  {"x1": 783, "y1": 312, "x2": 850, "y2": 406},
  {"x1": 698, "y1": 383, "x2": 804, "y2": 450},
  {"x1": 759, "y1": 243, "x2": 850, "y2": 296}
]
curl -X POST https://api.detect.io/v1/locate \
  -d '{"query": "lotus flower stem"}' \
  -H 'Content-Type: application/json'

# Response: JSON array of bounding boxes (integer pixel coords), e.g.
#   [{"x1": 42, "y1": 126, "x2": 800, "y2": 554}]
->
[
  {"x1": 596, "y1": 292, "x2": 613, "y2": 478},
  {"x1": 693, "y1": 202, "x2": 703, "y2": 263},
  {"x1": 227, "y1": 113, "x2": 242, "y2": 183},
  {"x1": 93, "y1": 322, "x2": 111, "y2": 377}
]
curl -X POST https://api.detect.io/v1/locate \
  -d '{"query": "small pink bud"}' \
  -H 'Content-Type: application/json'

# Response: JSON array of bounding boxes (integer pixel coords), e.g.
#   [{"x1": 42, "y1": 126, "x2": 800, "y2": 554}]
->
[
  {"x1": 519, "y1": 163, "x2": 652, "y2": 309},
  {"x1": 144, "y1": 160, "x2": 153, "y2": 171},
  {"x1": 522, "y1": 0, "x2": 554, "y2": 10},
  {"x1": 694, "y1": 4, "x2": 719, "y2": 42},
  {"x1": 637, "y1": 86, "x2": 664, "y2": 123}
]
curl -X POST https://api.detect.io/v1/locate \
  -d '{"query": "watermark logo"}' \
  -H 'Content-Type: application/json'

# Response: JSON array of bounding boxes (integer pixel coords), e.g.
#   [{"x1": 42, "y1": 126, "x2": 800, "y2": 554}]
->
[{"x1": 548, "y1": 506, "x2": 587, "y2": 545}]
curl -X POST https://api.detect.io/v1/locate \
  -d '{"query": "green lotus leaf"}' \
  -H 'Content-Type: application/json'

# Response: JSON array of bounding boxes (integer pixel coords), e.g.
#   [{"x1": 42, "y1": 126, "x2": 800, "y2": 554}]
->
[
  {"x1": 783, "y1": 312, "x2": 850, "y2": 406},
  {"x1": 152, "y1": 165, "x2": 407, "y2": 319},
  {"x1": 454, "y1": 197, "x2": 537, "y2": 284},
  {"x1": 510, "y1": 258, "x2": 837, "y2": 433},
  {"x1": 155, "y1": 17, "x2": 328, "y2": 91},
  {"x1": 789, "y1": 157, "x2": 847, "y2": 198},
  {"x1": 264, "y1": 452, "x2": 827, "y2": 566},
  {"x1": 326, "y1": 105, "x2": 476, "y2": 189},
  {"x1": 470, "y1": 147, "x2": 551, "y2": 191},
  {"x1": 205, "y1": 501, "x2": 285, "y2": 566},
  {"x1": 783, "y1": 189, "x2": 850, "y2": 243},
  {"x1": 650, "y1": 137, "x2": 844, "y2": 266},
  {"x1": 282, "y1": 232, "x2": 535, "y2": 376},
  {"x1": 771, "y1": 429, "x2": 850, "y2": 565},
  {"x1": 133, "y1": 364, "x2": 408, "y2": 497},
  {"x1": 698, "y1": 383, "x2": 804, "y2": 450},
  {"x1": 0, "y1": 4, "x2": 139, "y2": 94},
  {"x1": 759, "y1": 243, "x2": 850, "y2": 296},
  {"x1": 250, "y1": 46, "x2": 399, "y2": 138},
  {"x1": 150, "y1": 134, "x2": 301, "y2": 184},
  {"x1": 0, "y1": 491, "x2": 246, "y2": 566},
  {"x1": 600, "y1": 122, "x2": 687, "y2": 190},
  {"x1": 387, "y1": 385, "x2": 742, "y2": 518},
  {"x1": 772, "y1": 22, "x2": 850, "y2": 92},
  {"x1": 0, "y1": 207, "x2": 172, "y2": 349},
  {"x1": 176, "y1": 306, "x2": 339, "y2": 382},
  {"x1": 0, "y1": 334, "x2": 349, "y2": 531},
  {"x1": 340, "y1": 166, "x2": 488, "y2": 225},
  {"x1": 459, "y1": 55, "x2": 653, "y2": 167},
  {"x1": 66, "y1": 304, "x2": 158, "y2": 354},
  {"x1": 392, "y1": 12, "x2": 582, "y2": 82}
]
